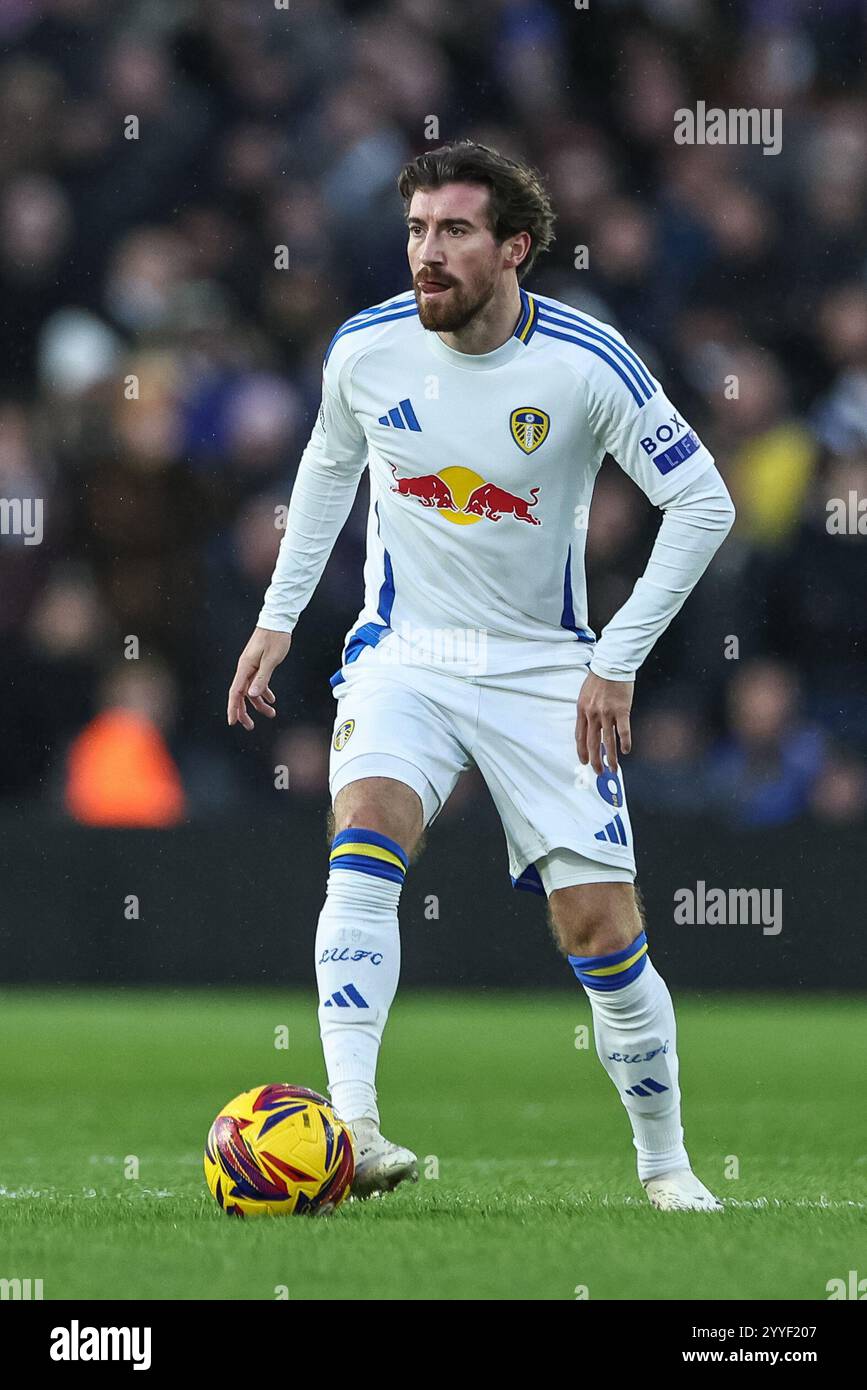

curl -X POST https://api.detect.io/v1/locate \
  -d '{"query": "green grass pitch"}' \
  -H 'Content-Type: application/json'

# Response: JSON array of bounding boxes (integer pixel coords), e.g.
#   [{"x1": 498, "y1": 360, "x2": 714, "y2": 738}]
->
[{"x1": 1, "y1": 989, "x2": 864, "y2": 1301}]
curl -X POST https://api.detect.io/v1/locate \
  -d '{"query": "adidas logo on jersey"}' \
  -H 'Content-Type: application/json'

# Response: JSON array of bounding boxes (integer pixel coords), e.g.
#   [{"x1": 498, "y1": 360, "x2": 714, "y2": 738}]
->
[
  {"x1": 595, "y1": 813, "x2": 628, "y2": 846},
  {"x1": 377, "y1": 398, "x2": 421, "y2": 431},
  {"x1": 322, "y1": 983, "x2": 369, "y2": 1009}
]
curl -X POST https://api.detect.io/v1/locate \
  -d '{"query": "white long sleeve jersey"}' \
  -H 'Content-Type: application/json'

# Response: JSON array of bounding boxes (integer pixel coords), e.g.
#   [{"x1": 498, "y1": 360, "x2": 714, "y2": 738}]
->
[{"x1": 258, "y1": 288, "x2": 735, "y2": 683}]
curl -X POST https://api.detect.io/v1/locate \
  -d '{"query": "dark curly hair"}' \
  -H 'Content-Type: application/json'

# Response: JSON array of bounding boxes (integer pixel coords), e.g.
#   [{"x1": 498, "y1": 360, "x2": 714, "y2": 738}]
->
[{"x1": 397, "y1": 141, "x2": 556, "y2": 281}]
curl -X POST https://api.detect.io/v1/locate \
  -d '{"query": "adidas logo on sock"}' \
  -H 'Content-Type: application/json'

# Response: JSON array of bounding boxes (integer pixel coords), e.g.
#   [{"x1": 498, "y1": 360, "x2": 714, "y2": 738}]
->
[
  {"x1": 377, "y1": 398, "x2": 421, "y2": 431},
  {"x1": 625, "y1": 1077, "x2": 669, "y2": 1098},
  {"x1": 595, "y1": 813, "x2": 628, "y2": 846},
  {"x1": 323, "y1": 982, "x2": 369, "y2": 1009}
]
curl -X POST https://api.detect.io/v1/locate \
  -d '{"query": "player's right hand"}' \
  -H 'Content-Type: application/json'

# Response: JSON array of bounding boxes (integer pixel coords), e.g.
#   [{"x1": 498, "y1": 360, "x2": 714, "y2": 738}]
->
[{"x1": 227, "y1": 627, "x2": 293, "y2": 730}]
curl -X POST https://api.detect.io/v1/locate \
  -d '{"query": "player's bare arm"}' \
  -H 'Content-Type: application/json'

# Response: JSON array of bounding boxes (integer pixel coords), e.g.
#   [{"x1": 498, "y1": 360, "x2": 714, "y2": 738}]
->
[
  {"x1": 576, "y1": 672, "x2": 634, "y2": 776},
  {"x1": 227, "y1": 627, "x2": 292, "y2": 730}
]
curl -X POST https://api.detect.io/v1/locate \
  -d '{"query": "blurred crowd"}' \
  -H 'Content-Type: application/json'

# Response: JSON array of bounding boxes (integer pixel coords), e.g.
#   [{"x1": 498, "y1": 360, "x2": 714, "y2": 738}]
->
[{"x1": 1, "y1": 0, "x2": 865, "y2": 831}]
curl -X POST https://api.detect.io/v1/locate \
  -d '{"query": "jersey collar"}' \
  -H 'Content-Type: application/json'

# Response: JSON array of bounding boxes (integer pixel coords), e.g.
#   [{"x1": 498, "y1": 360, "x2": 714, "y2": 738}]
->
[
  {"x1": 423, "y1": 290, "x2": 536, "y2": 372},
  {"x1": 513, "y1": 287, "x2": 539, "y2": 343}
]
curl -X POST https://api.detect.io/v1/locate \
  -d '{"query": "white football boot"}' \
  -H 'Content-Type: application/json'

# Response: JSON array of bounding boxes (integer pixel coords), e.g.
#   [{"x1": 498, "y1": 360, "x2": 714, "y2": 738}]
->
[
  {"x1": 643, "y1": 1168, "x2": 724, "y2": 1212},
  {"x1": 347, "y1": 1118, "x2": 418, "y2": 1199}
]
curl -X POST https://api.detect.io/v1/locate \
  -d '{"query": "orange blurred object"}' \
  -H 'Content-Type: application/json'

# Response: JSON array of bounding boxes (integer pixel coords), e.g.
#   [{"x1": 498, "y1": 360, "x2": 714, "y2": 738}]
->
[{"x1": 65, "y1": 708, "x2": 186, "y2": 827}]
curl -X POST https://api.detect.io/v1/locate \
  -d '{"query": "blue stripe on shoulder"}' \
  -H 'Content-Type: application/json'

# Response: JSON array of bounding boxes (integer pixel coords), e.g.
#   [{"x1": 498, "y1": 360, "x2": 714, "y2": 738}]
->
[
  {"x1": 533, "y1": 295, "x2": 654, "y2": 376},
  {"x1": 534, "y1": 299, "x2": 656, "y2": 401},
  {"x1": 353, "y1": 294, "x2": 417, "y2": 320},
  {"x1": 536, "y1": 325, "x2": 648, "y2": 407},
  {"x1": 324, "y1": 299, "x2": 418, "y2": 366},
  {"x1": 537, "y1": 311, "x2": 654, "y2": 400}
]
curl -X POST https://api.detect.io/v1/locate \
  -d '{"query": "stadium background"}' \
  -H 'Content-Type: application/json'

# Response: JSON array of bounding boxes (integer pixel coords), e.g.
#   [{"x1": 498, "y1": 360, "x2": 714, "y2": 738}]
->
[{"x1": 1, "y1": 0, "x2": 866, "y2": 989}]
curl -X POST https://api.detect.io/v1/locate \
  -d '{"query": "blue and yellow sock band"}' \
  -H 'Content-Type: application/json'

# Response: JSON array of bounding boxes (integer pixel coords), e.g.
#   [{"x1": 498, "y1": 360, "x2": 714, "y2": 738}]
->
[
  {"x1": 569, "y1": 930, "x2": 648, "y2": 991},
  {"x1": 329, "y1": 828, "x2": 409, "y2": 885}
]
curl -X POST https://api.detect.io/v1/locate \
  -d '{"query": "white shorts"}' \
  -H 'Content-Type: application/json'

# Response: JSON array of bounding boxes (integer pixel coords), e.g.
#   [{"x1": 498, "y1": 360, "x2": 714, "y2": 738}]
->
[{"x1": 328, "y1": 635, "x2": 636, "y2": 898}]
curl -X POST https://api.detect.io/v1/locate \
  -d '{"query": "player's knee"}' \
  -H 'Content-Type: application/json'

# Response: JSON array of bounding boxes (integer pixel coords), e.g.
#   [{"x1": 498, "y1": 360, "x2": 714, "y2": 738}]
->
[
  {"x1": 329, "y1": 778, "x2": 424, "y2": 860},
  {"x1": 548, "y1": 882, "x2": 643, "y2": 958}
]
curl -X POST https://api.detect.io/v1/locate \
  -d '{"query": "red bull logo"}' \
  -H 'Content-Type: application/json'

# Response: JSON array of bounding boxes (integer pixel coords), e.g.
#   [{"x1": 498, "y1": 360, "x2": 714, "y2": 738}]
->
[
  {"x1": 464, "y1": 481, "x2": 540, "y2": 523},
  {"x1": 389, "y1": 465, "x2": 541, "y2": 526},
  {"x1": 390, "y1": 466, "x2": 457, "y2": 511}
]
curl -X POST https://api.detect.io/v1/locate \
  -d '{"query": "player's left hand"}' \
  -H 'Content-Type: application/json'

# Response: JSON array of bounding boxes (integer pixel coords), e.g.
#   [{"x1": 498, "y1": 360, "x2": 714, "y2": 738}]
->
[{"x1": 576, "y1": 671, "x2": 634, "y2": 775}]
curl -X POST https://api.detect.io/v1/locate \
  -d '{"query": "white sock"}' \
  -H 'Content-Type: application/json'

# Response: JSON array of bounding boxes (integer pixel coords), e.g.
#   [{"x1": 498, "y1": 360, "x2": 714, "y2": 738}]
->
[
  {"x1": 569, "y1": 931, "x2": 690, "y2": 1181},
  {"x1": 315, "y1": 828, "x2": 407, "y2": 1125}
]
